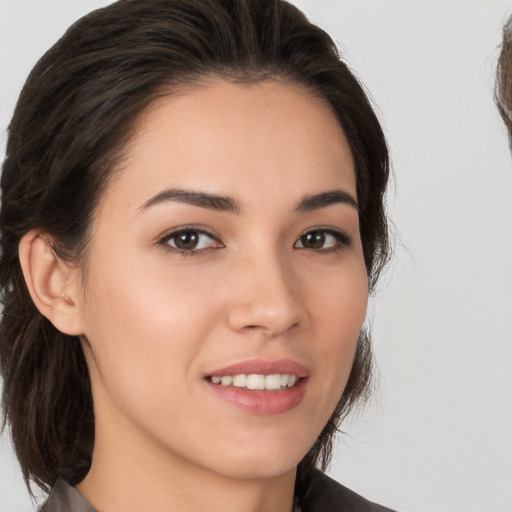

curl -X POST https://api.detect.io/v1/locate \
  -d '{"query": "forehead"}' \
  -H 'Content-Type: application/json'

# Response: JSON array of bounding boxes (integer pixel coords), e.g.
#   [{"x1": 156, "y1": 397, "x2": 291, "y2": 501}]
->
[{"x1": 101, "y1": 79, "x2": 356, "y2": 212}]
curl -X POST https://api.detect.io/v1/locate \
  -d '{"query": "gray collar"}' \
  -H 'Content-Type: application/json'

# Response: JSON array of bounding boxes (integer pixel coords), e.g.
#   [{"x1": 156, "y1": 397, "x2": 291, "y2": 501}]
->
[{"x1": 40, "y1": 479, "x2": 97, "y2": 512}]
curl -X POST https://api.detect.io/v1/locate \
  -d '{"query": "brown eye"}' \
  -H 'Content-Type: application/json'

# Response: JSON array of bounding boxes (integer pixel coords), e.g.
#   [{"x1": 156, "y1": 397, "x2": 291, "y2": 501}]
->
[
  {"x1": 173, "y1": 231, "x2": 200, "y2": 250},
  {"x1": 294, "y1": 229, "x2": 349, "y2": 250},
  {"x1": 164, "y1": 229, "x2": 218, "y2": 252},
  {"x1": 299, "y1": 231, "x2": 326, "y2": 249}
]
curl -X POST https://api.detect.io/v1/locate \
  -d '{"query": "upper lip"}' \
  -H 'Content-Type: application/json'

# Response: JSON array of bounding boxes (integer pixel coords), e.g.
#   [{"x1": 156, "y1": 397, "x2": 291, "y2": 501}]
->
[{"x1": 206, "y1": 359, "x2": 309, "y2": 378}]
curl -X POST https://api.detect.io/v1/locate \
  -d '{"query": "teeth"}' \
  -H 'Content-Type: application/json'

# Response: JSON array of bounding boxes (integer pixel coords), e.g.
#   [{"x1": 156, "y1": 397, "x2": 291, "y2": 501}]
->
[
  {"x1": 265, "y1": 374, "x2": 282, "y2": 390},
  {"x1": 220, "y1": 376, "x2": 233, "y2": 386},
  {"x1": 233, "y1": 374, "x2": 248, "y2": 387},
  {"x1": 210, "y1": 373, "x2": 299, "y2": 390},
  {"x1": 247, "y1": 374, "x2": 265, "y2": 390}
]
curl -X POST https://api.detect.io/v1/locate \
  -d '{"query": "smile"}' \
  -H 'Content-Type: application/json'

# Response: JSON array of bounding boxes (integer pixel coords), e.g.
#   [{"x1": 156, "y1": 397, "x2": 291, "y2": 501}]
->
[
  {"x1": 205, "y1": 359, "x2": 309, "y2": 415},
  {"x1": 209, "y1": 373, "x2": 298, "y2": 390}
]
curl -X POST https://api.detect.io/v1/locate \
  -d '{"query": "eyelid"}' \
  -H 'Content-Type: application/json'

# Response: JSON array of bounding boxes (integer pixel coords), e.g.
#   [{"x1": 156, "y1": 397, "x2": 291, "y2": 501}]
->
[{"x1": 158, "y1": 224, "x2": 220, "y2": 242}]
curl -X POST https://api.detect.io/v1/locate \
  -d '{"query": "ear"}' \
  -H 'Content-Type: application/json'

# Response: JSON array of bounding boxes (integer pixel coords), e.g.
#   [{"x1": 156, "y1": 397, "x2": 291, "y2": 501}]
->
[{"x1": 18, "y1": 229, "x2": 84, "y2": 336}]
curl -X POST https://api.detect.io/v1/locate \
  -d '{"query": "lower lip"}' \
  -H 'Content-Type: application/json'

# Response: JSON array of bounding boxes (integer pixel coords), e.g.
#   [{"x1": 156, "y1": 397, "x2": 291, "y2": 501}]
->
[{"x1": 205, "y1": 378, "x2": 307, "y2": 415}]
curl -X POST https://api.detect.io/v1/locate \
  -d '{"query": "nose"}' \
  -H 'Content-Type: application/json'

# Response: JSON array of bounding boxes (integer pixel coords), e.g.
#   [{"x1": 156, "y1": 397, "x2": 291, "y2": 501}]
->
[{"x1": 226, "y1": 250, "x2": 307, "y2": 338}]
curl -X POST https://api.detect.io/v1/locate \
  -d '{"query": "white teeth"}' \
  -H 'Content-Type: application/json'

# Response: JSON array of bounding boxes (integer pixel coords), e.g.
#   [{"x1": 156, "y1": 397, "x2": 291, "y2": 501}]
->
[
  {"x1": 210, "y1": 373, "x2": 299, "y2": 390},
  {"x1": 265, "y1": 374, "x2": 282, "y2": 390},
  {"x1": 247, "y1": 374, "x2": 266, "y2": 390},
  {"x1": 220, "y1": 376, "x2": 233, "y2": 386},
  {"x1": 233, "y1": 374, "x2": 248, "y2": 387}
]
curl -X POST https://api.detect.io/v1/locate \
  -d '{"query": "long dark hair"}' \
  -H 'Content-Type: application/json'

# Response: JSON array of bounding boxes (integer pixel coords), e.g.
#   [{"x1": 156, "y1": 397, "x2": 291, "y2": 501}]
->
[{"x1": 0, "y1": 0, "x2": 390, "y2": 493}]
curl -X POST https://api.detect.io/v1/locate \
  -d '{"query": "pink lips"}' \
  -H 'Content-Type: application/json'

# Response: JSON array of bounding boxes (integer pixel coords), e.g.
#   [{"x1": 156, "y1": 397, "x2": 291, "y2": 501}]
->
[
  {"x1": 207, "y1": 359, "x2": 309, "y2": 378},
  {"x1": 205, "y1": 359, "x2": 309, "y2": 415}
]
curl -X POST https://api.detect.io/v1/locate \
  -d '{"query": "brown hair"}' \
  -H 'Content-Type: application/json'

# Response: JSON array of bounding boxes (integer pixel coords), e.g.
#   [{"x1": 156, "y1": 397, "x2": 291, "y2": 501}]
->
[
  {"x1": 496, "y1": 16, "x2": 512, "y2": 141},
  {"x1": 0, "y1": 0, "x2": 390, "y2": 493}
]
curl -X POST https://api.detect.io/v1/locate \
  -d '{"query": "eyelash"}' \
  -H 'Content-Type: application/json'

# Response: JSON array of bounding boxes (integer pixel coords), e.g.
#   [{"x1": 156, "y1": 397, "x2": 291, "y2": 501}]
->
[{"x1": 157, "y1": 227, "x2": 351, "y2": 256}]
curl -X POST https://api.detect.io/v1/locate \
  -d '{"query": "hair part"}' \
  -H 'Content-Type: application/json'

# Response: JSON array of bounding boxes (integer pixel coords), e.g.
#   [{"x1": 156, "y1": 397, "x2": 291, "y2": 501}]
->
[{"x1": 0, "y1": 0, "x2": 390, "y2": 493}]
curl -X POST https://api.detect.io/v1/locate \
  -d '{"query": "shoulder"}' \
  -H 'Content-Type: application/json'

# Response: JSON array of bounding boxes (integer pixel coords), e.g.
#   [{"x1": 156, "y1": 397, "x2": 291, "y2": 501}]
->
[
  {"x1": 38, "y1": 479, "x2": 96, "y2": 512},
  {"x1": 297, "y1": 469, "x2": 397, "y2": 512}
]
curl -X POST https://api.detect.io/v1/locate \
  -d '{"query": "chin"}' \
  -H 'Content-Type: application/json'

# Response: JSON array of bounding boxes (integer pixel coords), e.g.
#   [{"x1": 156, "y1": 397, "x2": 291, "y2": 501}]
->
[
  {"x1": 198, "y1": 435, "x2": 314, "y2": 481},
  {"x1": 214, "y1": 458, "x2": 299, "y2": 481}
]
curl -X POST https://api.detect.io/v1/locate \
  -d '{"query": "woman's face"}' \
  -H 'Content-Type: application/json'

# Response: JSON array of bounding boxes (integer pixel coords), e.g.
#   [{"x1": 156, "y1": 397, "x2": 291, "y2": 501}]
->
[{"x1": 77, "y1": 80, "x2": 368, "y2": 479}]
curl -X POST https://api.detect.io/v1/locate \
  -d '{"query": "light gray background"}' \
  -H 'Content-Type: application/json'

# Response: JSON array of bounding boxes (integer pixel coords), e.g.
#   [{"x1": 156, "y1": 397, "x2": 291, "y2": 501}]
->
[{"x1": 1, "y1": 1, "x2": 512, "y2": 511}]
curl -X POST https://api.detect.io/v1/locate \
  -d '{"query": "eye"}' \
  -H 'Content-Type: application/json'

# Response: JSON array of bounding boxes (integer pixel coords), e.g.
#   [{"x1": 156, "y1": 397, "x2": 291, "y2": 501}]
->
[
  {"x1": 160, "y1": 228, "x2": 221, "y2": 253},
  {"x1": 294, "y1": 229, "x2": 350, "y2": 251}
]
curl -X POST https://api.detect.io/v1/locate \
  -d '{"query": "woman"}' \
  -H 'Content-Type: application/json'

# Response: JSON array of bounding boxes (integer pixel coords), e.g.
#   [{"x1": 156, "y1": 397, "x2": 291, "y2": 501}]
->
[{"x1": 0, "y1": 0, "x2": 394, "y2": 511}]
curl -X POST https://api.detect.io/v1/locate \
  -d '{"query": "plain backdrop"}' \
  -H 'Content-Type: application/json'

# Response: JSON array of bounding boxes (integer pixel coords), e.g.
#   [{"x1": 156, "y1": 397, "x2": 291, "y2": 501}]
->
[{"x1": 1, "y1": 1, "x2": 512, "y2": 511}]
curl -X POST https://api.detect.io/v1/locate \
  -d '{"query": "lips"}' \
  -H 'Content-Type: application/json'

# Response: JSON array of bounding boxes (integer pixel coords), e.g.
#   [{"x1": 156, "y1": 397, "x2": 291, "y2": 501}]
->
[
  {"x1": 204, "y1": 359, "x2": 309, "y2": 415},
  {"x1": 207, "y1": 359, "x2": 309, "y2": 378}
]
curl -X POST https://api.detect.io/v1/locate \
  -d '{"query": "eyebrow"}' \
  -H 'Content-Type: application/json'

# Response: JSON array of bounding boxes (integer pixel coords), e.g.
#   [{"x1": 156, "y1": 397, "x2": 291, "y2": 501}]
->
[
  {"x1": 296, "y1": 190, "x2": 358, "y2": 211},
  {"x1": 140, "y1": 188, "x2": 242, "y2": 213},
  {"x1": 140, "y1": 187, "x2": 357, "y2": 214}
]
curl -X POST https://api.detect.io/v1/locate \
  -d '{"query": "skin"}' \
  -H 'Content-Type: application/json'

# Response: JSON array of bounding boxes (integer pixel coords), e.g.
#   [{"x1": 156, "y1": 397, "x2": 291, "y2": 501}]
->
[{"x1": 21, "y1": 80, "x2": 368, "y2": 512}]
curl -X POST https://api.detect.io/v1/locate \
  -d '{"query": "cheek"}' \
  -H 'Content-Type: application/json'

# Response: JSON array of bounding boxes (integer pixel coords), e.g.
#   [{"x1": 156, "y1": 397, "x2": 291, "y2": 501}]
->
[
  {"x1": 306, "y1": 253, "x2": 368, "y2": 338},
  {"x1": 304, "y1": 258, "x2": 368, "y2": 394},
  {"x1": 80, "y1": 256, "x2": 223, "y2": 403}
]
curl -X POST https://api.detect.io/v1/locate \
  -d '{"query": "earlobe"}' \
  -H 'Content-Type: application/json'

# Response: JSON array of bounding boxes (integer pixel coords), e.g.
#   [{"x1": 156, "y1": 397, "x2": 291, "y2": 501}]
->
[{"x1": 18, "y1": 230, "x2": 84, "y2": 336}]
